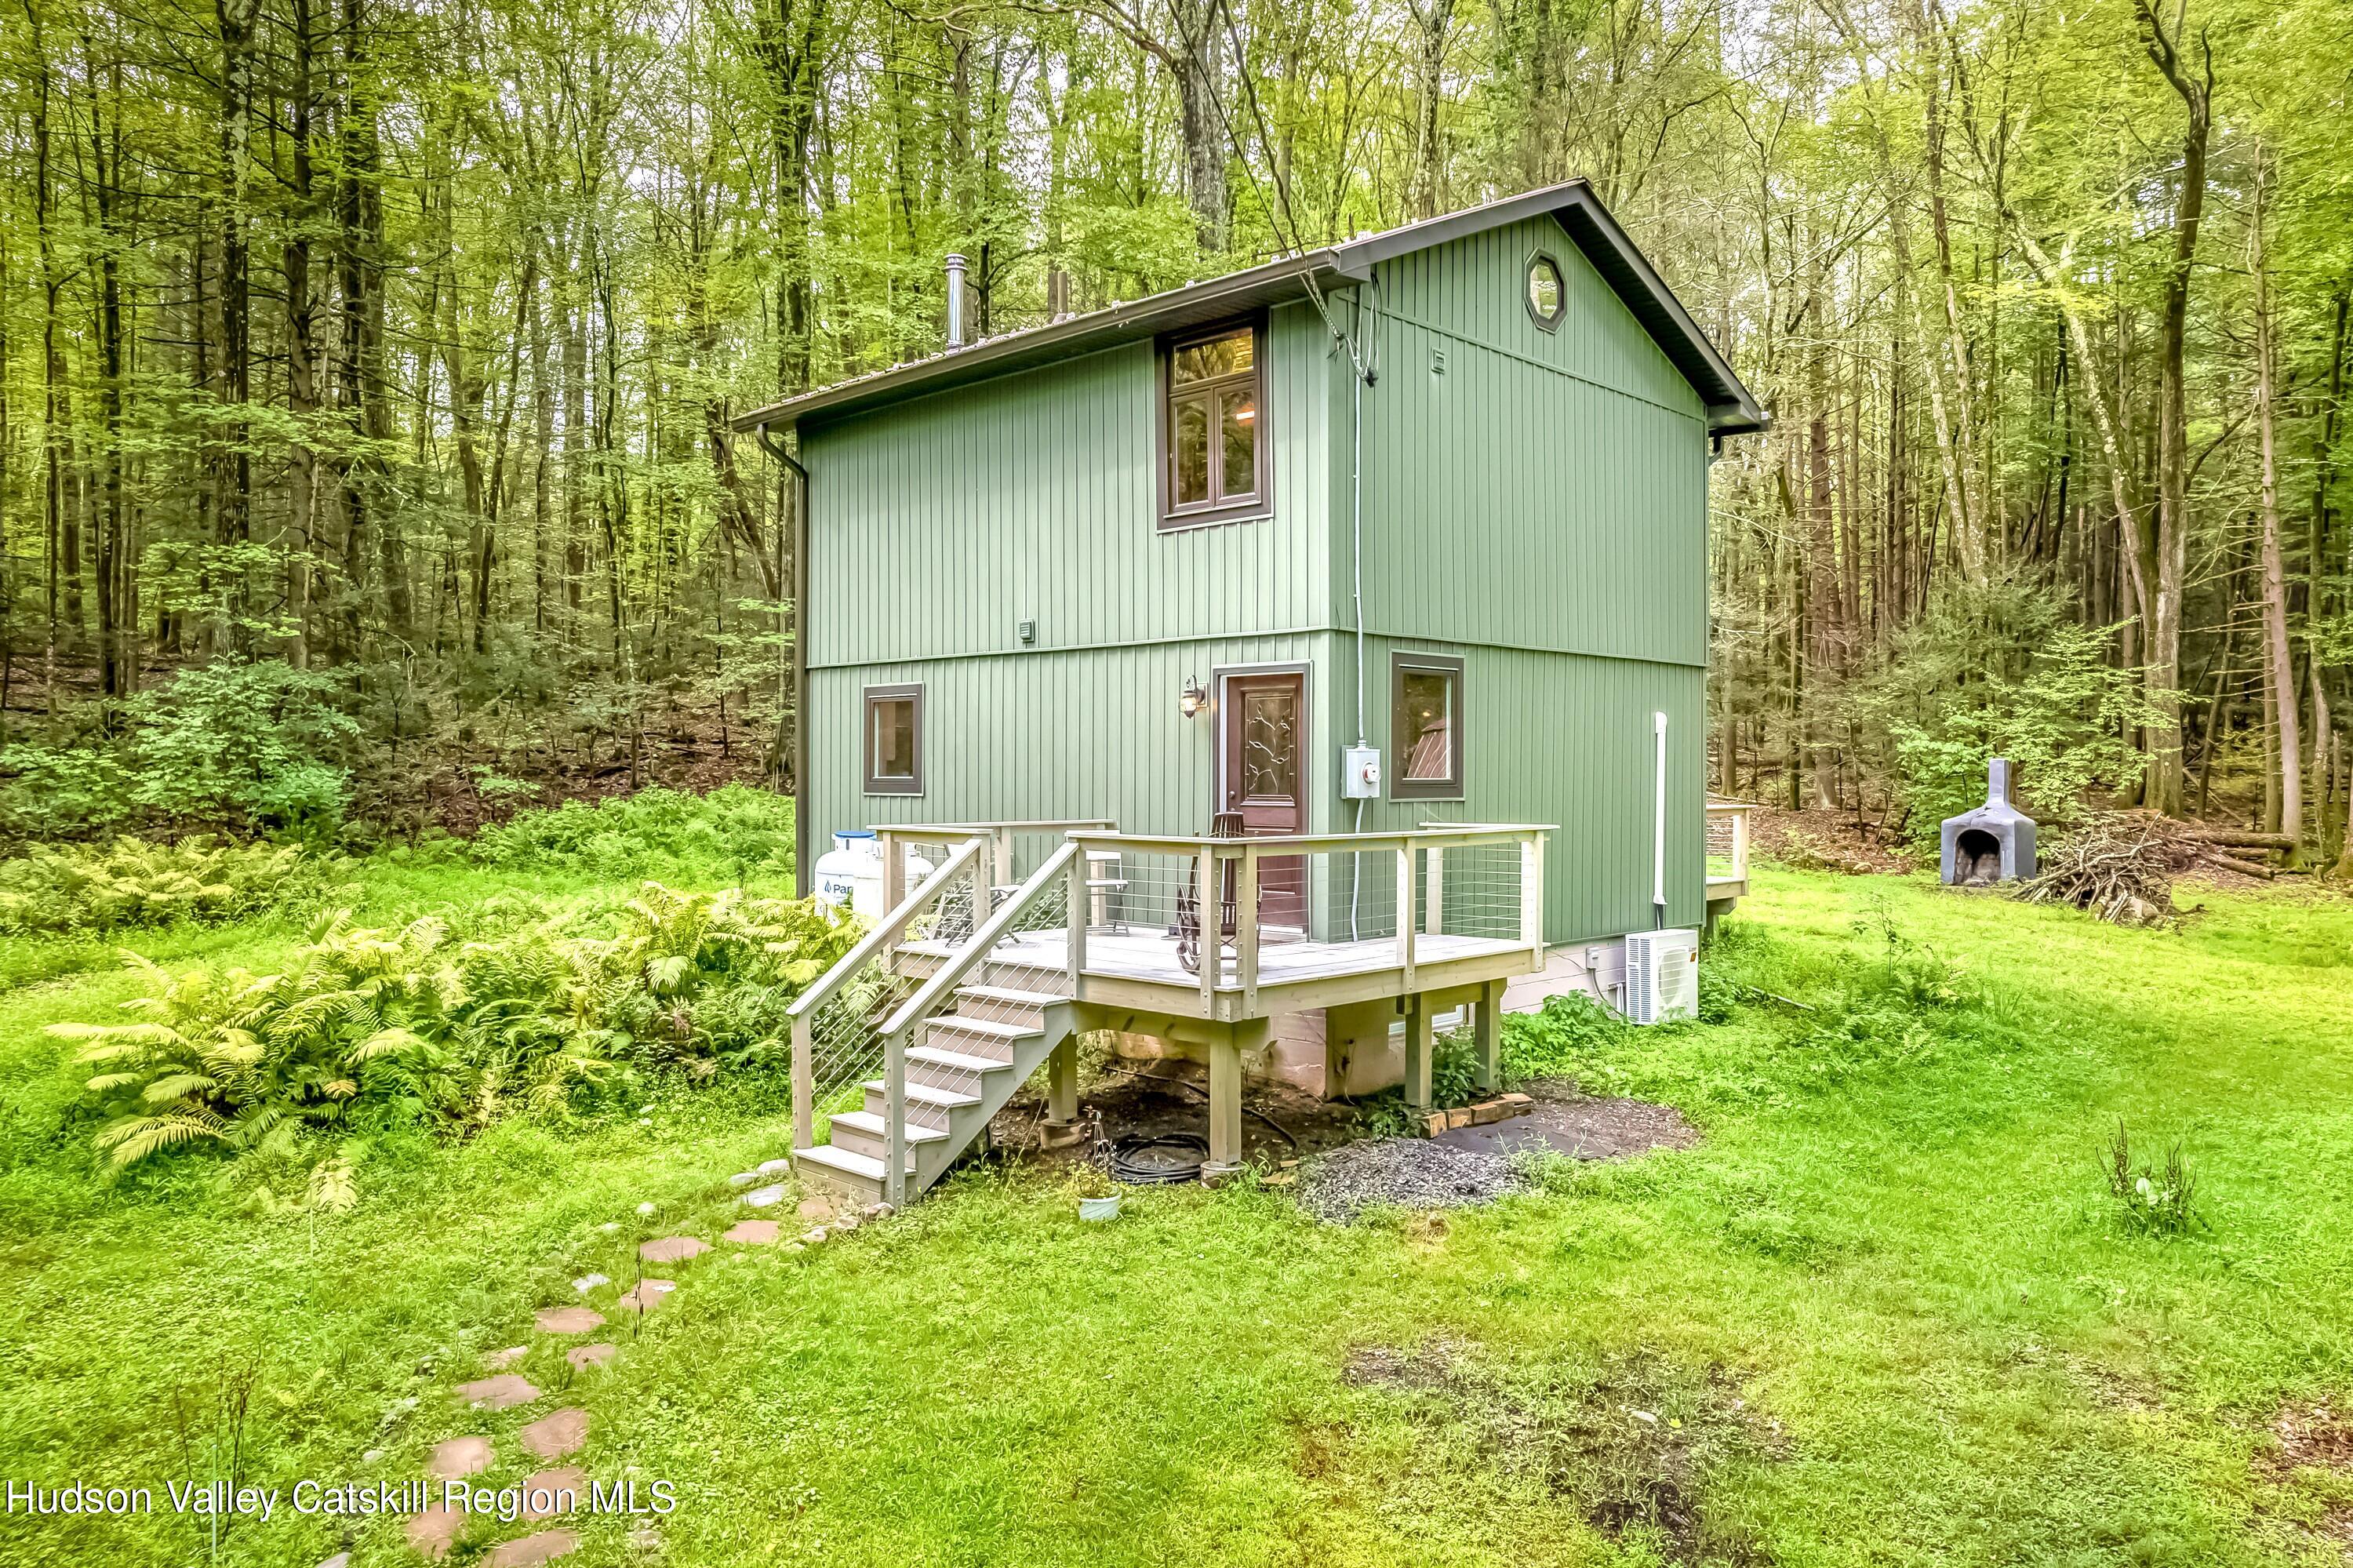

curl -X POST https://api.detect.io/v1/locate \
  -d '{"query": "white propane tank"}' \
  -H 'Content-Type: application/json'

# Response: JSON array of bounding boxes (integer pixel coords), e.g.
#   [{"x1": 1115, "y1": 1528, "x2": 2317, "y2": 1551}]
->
[{"x1": 813, "y1": 830, "x2": 877, "y2": 913}]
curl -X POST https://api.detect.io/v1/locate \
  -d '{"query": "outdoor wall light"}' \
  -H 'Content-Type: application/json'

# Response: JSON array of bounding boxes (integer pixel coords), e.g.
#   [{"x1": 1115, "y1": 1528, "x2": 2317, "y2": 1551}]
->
[{"x1": 1179, "y1": 677, "x2": 1209, "y2": 719}]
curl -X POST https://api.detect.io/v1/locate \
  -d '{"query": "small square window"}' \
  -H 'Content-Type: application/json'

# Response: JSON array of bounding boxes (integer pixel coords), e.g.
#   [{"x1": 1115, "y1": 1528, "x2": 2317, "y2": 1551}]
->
[
  {"x1": 1391, "y1": 653, "x2": 1464, "y2": 799},
  {"x1": 1526, "y1": 253, "x2": 1565, "y2": 333},
  {"x1": 863, "y1": 684, "x2": 923, "y2": 796}
]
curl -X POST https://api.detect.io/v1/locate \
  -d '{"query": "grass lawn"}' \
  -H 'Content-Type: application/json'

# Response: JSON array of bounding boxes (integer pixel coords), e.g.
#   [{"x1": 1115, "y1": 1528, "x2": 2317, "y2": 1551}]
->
[{"x1": 3, "y1": 862, "x2": 2351, "y2": 1566}]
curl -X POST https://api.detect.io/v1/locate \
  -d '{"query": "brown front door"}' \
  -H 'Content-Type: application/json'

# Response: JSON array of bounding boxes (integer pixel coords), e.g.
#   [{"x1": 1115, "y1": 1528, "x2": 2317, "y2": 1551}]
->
[{"x1": 1221, "y1": 671, "x2": 1307, "y2": 930}]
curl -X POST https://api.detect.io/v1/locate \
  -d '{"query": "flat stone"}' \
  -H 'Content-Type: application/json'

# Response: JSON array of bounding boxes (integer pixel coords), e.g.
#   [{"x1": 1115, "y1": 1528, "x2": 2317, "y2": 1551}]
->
[
  {"x1": 758, "y1": 1158, "x2": 792, "y2": 1177},
  {"x1": 406, "y1": 1505, "x2": 465, "y2": 1559},
  {"x1": 722, "y1": 1220, "x2": 780, "y2": 1245},
  {"x1": 318, "y1": 1554, "x2": 352, "y2": 1568},
  {"x1": 565, "y1": 1343, "x2": 618, "y2": 1371},
  {"x1": 741, "y1": 1184, "x2": 787, "y2": 1209},
  {"x1": 727, "y1": 1171, "x2": 759, "y2": 1188},
  {"x1": 483, "y1": 1346, "x2": 529, "y2": 1372},
  {"x1": 518, "y1": 1407, "x2": 589, "y2": 1461},
  {"x1": 797, "y1": 1195, "x2": 836, "y2": 1221},
  {"x1": 571, "y1": 1273, "x2": 609, "y2": 1294},
  {"x1": 638, "y1": 1235, "x2": 709, "y2": 1264},
  {"x1": 534, "y1": 1306, "x2": 603, "y2": 1335},
  {"x1": 521, "y1": 1466, "x2": 586, "y2": 1519},
  {"x1": 485, "y1": 1527, "x2": 580, "y2": 1566},
  {"x1": 425, "y1": 1435, "x2": 493, "y2": 1480},
  {"x1": 457, "y1": 1373, "x2": 540, "y2": 1411},
  {"x1": 617, "y1": 1279, "x2": 676, "y2": 1315},
  {"x1": 798, "y1": 1228, "x2": 827, "y2": 1245},
  {"x1": 596, "y1": 1222, "x2": 620, "y2": 1235},
  {"x1": 864, "y1": 1202, "x2": 895, "y2": 1220},
  {"x1": 635, "y1": 1202, "x2": 656, "y2": 1217}
]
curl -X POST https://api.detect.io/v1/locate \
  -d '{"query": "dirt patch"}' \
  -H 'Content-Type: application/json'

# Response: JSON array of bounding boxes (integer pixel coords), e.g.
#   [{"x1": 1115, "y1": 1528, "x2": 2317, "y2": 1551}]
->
[
  {"x1": 2267, "y1": 1402, "x2": 2353, "y2": 1479},
  {"x1": 1336, "y1": 1341, "x2": 1778, "y2": 1563},
  {"x1": 1505, "y1": 1083, "x2": 1702, "y2": 1160},
  {"x1": 1742, "y1": 804, "x2": 1916, "y2": 875},
  {"x1": 991, "y1": 1056, "x2": 1360, "y2": 1170}
]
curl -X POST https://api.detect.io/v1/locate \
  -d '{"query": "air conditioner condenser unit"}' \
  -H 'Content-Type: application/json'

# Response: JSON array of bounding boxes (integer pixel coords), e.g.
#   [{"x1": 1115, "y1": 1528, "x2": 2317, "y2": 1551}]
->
[{"x1": 1622, "y1": 928, "x2": 1699, "y2": 1025}]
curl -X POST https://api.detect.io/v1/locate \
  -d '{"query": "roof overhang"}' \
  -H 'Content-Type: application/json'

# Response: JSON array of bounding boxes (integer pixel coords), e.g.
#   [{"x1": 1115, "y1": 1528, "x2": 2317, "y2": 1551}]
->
[{"x1": 734, "y1": 179, "x2": 1767, "y2": 438}]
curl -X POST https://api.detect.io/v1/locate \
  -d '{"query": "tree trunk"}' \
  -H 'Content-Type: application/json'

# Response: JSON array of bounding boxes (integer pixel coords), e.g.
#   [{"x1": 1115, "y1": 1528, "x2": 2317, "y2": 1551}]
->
[{"x1": 2249, "y1": 153, "x2": 2300, "y2": 851}]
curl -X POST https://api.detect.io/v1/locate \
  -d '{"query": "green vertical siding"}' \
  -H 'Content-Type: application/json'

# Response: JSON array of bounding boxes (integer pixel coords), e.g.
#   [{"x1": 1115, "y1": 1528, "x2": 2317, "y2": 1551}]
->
[
  {"x1": 807, "y1": 633, "x2": 1337, "y2": 857},
  {"x1": 1337, "y1": 636, "x2": 1705, "y2": 943},
  {"x1": 806, "y1": 302, "x2": 1333, "y2": 669},
  {"x1": 1351, "y1": 219, "x2": 1711, "y2": 668}
]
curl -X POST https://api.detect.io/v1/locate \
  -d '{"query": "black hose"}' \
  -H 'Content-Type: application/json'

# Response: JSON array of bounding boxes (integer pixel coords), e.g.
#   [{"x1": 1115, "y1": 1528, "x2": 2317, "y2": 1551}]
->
[
  {"x1": 1098, "y1": 1064, "x2": 1302, "y2": 1151},
  {"x1": 1103, "y1": 1133, "x2": 1209, "y2": 1185}
]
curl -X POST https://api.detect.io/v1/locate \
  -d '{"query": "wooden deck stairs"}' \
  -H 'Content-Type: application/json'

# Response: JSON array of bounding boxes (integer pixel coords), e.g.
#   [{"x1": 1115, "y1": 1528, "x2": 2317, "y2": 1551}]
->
[{"x1": 788, "y1": 840, "x2": 1085, "y2": 1206}]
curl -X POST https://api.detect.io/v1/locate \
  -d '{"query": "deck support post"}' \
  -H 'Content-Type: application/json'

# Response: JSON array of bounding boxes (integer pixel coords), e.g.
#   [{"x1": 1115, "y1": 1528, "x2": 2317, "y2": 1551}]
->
[
  {"x1": 1205, "y1": 1023, "x2": 1245, "y2": 1178},
  {"x1": 1472, "y1": 978, "x2": 1503, "y2": 1093},
  {"x1": 1402, "y1": 994, "x2": 1434, "y2": 1111},
  {"x1": 1046, "y1": 1037, "x2": 1078, "y2": 1126}
]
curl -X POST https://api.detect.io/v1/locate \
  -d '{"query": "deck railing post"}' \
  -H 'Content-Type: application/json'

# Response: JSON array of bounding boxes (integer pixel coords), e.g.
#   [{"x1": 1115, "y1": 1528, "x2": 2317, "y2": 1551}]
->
[
  {"x1": 1065, "y1": 846, "x2": 1088, "y2": 995},
  {"x1": 1236, "y1": 845, "x2": 1260, "y2": 1014},
  {"x1": 1732, "y1": 807, "x2": 1750, "y2": 883},
  {"x1": 883, "y1": 1024, "x2": 909, "y2": 1205},
  {"x1": 1395, "y1": 842, "x2": 1417, "y2": 991},
  {"x1": 1197, "y1": 842, "x2": 1218, "y2": 1015},
  {"x1": 1424, "y1": 844, "x2": 1445, "y2": 936},
  {"x1": 791, "y1": 1012, "x2": 814, "y2": 1149},
  {"x1": 1521, "y1": 831, "x2": 1545, "y2": 965},
  {"x1": 992, "y1": 828, "x2": 1016, "y2": 893},
  {"x1": 881, "y1": 831, "x2": 907, "y2": 921},
  {"x1": 969, "y1": 852, "x2": 991, "y2": 943}
]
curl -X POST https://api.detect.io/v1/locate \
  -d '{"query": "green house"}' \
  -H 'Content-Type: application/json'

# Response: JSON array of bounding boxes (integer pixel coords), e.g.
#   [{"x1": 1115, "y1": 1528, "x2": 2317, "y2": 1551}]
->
[{"x1": 740, "y1": 182, "x2": 1764, "y2": 1199}]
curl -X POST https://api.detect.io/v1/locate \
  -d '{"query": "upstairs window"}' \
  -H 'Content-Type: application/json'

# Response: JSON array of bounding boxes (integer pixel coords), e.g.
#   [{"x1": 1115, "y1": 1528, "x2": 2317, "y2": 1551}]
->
[
  {"x1": 863, "y1": 684, "x2": 923, "y2": 796},
  {"x1": 1391, "y1": 653, "x2": 1464, "y2": 800},
  {"x1": 1160, "y1": 320, "x2": 1267, "y2": 529}
]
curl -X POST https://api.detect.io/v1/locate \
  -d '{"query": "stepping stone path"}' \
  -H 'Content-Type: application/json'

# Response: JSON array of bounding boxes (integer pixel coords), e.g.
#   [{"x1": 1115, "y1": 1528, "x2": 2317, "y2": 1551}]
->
[
  {"x1": 533, "y1": 1306, "x2": 602, "y2": 1335},
  {"x1": 403, "y1": 1176, "x2": 867, "y2": 1564},
  {"x1": 518, "y1": 1407, "x2": 589, "y2": 1461},
  {"x1": 457, "y1": 1373, "x2": 540, "y2": 1411},
  {"x1": 426, "y1": 1435, "x2": 493, "y2": 1480},
  {"x1": 638, "y1": 1235, "x2": 709, "y2": 1264},
  {"x1": 521, "y1": 1466, "x2": 586, "y2": 1519},
  {"x1": 485, "y1": 1528, "x2": 579, "y2": 1566},
  {"x1": 406, "y1": 1506, "x2": 465, "y2": 1559}
]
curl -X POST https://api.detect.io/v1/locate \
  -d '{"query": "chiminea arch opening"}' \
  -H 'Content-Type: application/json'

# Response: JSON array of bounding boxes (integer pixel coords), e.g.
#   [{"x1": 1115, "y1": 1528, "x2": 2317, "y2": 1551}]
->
[{"x1": 1955, "y1": 828, "x2": 2002, "y2": 884}]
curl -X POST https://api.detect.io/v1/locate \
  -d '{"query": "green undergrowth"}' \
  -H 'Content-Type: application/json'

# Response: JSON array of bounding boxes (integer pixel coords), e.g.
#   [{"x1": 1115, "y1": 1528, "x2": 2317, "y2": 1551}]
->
[{"x1": 1, "y1": 864, "x2": 2351, "y2": 1566}]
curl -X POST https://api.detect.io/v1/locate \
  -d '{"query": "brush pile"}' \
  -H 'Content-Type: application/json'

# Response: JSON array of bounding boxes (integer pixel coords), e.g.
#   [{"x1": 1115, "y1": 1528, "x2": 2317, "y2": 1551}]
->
[{"x1": 2013, "y1": 813, "x2": 2200, "y2": 926}]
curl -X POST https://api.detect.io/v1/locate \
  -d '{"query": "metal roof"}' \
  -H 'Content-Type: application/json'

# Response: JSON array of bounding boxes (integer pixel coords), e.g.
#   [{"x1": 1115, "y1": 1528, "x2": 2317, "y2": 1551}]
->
[{"x1": 733, "y1": 179, "x2": 1767, "y2": 438}]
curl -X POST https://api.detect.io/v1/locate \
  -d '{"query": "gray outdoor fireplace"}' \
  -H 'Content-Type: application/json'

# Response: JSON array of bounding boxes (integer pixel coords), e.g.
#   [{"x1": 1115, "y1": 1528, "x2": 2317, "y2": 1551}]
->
[{"x1": 1940, "y1": 759, "x2": 2036, "y2": 885}]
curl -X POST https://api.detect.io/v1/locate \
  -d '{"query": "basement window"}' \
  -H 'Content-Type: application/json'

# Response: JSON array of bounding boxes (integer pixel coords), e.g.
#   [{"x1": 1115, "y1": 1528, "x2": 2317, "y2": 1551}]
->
[
  {"x1": 1159, "y1": 319, "x2": 1268, "y2": 529},
  {"x1": 863, "y1": 684, "x2": 923, "y2": 796},
  {"x1": 1391, "y1": 653, "x2": 1464, "y2": 800},
  {"x1": 1526, "y1": 253, "x2": 1564, "y2": 333}
]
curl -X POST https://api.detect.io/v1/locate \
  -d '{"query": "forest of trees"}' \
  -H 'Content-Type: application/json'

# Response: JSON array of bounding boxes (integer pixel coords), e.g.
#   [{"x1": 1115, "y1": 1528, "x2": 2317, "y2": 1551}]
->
[{"x1": 0, "y1": 0, "x2": 2345, "y2": 861}]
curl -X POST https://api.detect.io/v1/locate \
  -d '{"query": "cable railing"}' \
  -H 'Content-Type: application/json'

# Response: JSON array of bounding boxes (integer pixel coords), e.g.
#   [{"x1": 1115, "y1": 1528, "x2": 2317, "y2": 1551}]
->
[
  {"x1": 785, "y1": 835, "x2": 987, "y2": 1150},
  {"x1": 1705, "y1": 801, "x2": 1754, "y2": 887}
]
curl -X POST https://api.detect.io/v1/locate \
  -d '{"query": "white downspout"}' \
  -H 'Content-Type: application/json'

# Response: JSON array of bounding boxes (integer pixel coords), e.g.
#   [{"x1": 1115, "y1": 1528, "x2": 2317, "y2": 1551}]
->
[{"x1": 1653, "y1": 711, "x2": 1669, "y2": 930}]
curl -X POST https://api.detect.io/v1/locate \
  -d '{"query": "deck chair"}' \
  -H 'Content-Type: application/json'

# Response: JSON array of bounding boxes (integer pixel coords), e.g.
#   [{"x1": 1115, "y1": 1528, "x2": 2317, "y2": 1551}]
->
[{"x1": 1173, "y1": 812, "x2": 1259, "y2": 977}]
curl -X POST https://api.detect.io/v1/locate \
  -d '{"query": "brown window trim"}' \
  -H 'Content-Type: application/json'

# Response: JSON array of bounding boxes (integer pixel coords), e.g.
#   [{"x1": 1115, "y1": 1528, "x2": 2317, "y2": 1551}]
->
[
  {"x1": 1156, "y1": 315, "x2": 1272, "y2": 532},
  {"x1": 1526, "y1": 249, "x2": 1566, "y2": 334},
  {"x1": 861, "y1": 682, "x2": 925, "y2": 797},
  {"x1": 1389, "y1": 652, "x2": 1465, "y2": 801}
]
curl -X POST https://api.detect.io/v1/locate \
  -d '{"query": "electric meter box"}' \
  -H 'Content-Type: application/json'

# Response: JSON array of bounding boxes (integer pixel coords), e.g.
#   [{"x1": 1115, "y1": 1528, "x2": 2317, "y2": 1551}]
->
[{"x1": 1340, "y1": 745, "x2": 1382, "y2": 799}]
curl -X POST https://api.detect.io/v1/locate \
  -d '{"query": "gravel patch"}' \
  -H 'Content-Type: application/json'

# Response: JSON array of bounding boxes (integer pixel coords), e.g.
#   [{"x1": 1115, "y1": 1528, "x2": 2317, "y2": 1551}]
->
[{"x1": 1292, "y1": 1137, "x2": 1527, "y2": 1223}]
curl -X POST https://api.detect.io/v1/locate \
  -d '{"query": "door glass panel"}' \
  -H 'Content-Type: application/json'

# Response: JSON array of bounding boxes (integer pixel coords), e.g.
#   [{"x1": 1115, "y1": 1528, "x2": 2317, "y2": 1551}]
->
[
  {"x1": 1220, "y1": 390, "x2": 1257, "y2": 500},
  {"x1": 1173, "y1": 396, "x2": 1211, "y2": 505},
  {"x1": 1239, "y1": 689, "x2": 1299, "y2": 801}
]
